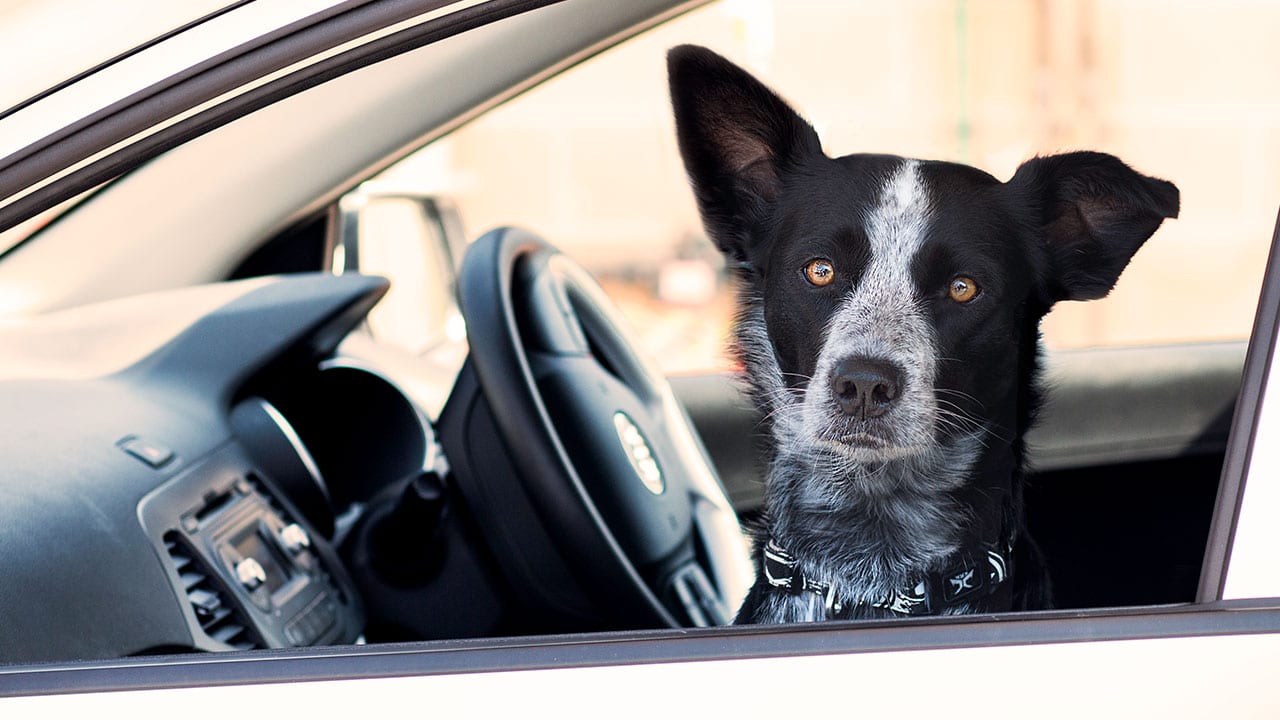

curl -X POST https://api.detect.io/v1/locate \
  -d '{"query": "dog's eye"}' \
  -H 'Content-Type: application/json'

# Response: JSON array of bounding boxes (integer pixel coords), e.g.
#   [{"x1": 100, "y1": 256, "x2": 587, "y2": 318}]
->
[
  {"x1": 804, "y1": 259, "x2": 835, "y2": 287},
  {"x1": 949, "y1": 276, "x2": 980, "y2": 303}
]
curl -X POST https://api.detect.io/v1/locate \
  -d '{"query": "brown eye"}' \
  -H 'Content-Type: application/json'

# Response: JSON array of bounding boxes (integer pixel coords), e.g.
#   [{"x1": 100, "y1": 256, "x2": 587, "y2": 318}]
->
[
  {"x1": 949, "y1": 276, "x2": 980, "y2": 303},
  {"x1": 804, "y1": 259, "x2": 835, "y2": 287}
]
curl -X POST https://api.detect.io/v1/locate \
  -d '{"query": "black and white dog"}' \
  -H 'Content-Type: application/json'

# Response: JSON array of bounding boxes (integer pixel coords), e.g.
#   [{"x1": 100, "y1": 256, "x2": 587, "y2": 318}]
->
[{"x1": 667, "y1": 45, "x2": 1179, "y2": 622}]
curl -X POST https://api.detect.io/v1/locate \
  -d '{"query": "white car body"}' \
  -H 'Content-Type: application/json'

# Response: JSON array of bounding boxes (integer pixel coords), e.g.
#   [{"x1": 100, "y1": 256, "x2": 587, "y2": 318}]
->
[{"x1": 1, "y1": 0, "x2": 1278, "y2": 715}]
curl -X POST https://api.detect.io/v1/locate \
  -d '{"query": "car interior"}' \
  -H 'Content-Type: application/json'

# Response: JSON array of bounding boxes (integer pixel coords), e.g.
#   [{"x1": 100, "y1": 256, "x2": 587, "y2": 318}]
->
[{"x1": 0, "y1": 0, "x2": 1268, "y2": 666}]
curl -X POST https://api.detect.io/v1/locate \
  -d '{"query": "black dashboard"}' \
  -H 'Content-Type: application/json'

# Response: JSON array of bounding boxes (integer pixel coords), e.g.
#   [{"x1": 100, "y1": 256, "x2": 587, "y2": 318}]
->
[{"x1": 0, "y1": 274, "x2": 390, "y2": 663}]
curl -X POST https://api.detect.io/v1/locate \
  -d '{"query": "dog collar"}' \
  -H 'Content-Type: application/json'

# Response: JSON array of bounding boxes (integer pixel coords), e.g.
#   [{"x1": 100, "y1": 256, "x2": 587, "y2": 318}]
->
[{"x1": 762, "y1": 535, "x2": 1013, "y2": 618}]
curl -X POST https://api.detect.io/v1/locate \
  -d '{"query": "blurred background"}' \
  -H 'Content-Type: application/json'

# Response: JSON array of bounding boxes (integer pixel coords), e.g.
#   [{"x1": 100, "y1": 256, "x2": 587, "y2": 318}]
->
[{"x1": 375, "y1": 0, "x2": 1280, "y2": 373}]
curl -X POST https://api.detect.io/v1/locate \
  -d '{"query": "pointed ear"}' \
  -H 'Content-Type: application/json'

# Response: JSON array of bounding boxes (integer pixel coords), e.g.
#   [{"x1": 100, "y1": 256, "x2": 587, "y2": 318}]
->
[
  {"x1": 1010, "y1": 151, "x2": 1179, "y2": 302},
  {"x1": 668, "y1": 44, "x2": 822, "y2": 264}
]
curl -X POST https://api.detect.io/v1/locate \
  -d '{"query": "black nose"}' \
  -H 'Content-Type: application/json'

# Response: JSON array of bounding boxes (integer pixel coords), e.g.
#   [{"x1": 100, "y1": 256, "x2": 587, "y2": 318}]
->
[{"x1": 831, "y1": 357, "x2": 903, "y2": 419}]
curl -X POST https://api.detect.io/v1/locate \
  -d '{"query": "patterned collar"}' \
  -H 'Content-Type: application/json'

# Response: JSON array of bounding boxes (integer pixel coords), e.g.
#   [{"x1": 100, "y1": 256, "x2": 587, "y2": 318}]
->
[{"x1": 762, "y1": 531, "x2": 1014, "y2": 618}]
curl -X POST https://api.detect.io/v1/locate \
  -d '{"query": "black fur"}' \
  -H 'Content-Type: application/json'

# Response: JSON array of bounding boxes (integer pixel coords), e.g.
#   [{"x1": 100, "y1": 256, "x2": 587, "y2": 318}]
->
[{"x1": 668, "y1": 45, "x2": 1178, "y2": 622}]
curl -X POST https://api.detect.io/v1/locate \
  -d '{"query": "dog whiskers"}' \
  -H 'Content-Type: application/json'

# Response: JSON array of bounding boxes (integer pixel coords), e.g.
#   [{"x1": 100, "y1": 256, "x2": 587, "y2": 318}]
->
[{"x1": 936, "y1": 387, "x2": 987, "y2": 409}]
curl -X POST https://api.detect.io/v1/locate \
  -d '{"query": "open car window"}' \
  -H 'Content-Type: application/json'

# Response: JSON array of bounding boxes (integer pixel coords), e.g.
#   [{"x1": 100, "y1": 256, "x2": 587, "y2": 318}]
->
[
  {"x1": 354, "y1": 0, "x2": 1271, "y2": 612},
  {"x1": 374, "y1": 0, "x2": 1276, "y2": 373}
]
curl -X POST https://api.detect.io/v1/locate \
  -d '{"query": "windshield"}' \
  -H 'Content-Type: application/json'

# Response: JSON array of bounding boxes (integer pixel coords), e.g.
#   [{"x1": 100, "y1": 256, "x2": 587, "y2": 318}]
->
[{"x1": 0, "y1": 0, "x2": 237, "y2": 114}]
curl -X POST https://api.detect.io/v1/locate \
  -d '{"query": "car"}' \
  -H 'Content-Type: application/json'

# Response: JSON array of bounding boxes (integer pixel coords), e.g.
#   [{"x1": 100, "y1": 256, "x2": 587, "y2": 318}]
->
[{"x1": 1, "y1": 0, "x2": 1279, "y2": 714}]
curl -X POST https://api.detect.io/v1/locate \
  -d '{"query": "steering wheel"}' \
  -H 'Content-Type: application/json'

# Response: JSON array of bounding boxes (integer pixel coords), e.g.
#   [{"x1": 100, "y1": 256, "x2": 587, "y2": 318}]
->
[{"x1": 452, "y1": 226, "x2": 752, "y2": 628}]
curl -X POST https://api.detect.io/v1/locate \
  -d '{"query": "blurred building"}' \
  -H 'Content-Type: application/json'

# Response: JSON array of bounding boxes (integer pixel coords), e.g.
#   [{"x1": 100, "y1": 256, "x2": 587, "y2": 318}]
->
[{"x1": 382, "y1": 0, "x2": 1280, "y2": 371}]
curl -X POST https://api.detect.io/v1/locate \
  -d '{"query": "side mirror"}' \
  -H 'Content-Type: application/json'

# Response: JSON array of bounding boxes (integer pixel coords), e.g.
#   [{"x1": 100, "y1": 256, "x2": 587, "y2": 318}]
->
[{"x1": 330, "y1": 184, "x2": 468, "y2": 355}]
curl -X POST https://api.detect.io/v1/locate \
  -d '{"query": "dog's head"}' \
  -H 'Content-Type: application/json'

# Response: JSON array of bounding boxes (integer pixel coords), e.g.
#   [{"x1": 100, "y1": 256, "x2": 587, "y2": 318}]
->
[{"x1": 668, "y1": 45, "x2": 1178, "y2": 475}]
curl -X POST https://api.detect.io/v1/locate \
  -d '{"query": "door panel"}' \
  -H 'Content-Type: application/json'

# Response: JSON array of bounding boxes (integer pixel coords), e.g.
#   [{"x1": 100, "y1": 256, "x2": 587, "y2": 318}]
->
[{"x1": 4, "y1": 623, "x2": 1278, "y2": 715}]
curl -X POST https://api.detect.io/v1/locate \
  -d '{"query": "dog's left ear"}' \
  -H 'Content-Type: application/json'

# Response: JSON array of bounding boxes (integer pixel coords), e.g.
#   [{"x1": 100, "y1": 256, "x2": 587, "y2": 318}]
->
[{"x1": 1010, "y1": 151, "x2": 1179, "y2": 302}]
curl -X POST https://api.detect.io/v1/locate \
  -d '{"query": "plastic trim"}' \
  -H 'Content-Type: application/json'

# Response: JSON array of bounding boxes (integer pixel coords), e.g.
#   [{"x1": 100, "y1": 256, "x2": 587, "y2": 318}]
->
[{"x1": 1197, "y1": 206, "x2": 1280, "y2": 602}]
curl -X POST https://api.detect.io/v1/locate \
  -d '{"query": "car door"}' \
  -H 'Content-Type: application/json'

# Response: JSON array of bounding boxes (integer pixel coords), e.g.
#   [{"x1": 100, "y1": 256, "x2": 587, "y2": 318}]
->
[
  {"x1": 3, "y1": 0, "x2": 1280, "y2": 715},
  {"x1": 6, "y1": 218, "x2": 1280, "y2": 712}
]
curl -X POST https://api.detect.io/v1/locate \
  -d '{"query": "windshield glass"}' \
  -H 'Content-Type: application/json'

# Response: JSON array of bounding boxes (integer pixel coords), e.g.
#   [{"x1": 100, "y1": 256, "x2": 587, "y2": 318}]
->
[{"x1": 0, "y1": 0, "x2": 237, "y2": 113}]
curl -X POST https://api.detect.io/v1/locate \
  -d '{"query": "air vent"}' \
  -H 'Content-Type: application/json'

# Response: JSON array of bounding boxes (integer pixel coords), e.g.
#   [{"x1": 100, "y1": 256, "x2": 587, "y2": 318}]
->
[{"x1": 163, "y1": 531, "x2": 262, "y2": 651}]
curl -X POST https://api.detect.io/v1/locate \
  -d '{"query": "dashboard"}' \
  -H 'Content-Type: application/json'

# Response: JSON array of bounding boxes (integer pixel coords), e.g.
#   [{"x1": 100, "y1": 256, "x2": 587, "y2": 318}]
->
[
  {"x1": 0, "y1": 274, "x2": 400, "y2": 662},
  {"x1": 0, "y1": 225, "x2": 756, "y2": 667}
]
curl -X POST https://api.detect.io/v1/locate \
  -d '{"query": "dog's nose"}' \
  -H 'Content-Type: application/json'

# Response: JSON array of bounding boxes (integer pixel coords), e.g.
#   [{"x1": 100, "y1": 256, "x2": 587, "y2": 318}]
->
[{"x1": 831, "y1": 357, "x2": 902, "y2": 419}]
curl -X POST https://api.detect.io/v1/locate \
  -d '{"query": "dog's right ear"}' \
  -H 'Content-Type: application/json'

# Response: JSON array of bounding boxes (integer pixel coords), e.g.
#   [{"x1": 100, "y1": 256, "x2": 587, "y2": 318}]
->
[{"x1": 668, "y1": 44, "x2": 822, "y2": 265}]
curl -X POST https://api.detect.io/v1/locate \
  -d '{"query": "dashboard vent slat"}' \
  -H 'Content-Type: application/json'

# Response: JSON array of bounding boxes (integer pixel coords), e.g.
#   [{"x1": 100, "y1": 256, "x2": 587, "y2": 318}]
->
[
  {"x1": 178, "y1": 570, "x2": 205, "y2": 592},
  {"x1": 163, "y1": 531, "x2": 263, "y2": 651}
]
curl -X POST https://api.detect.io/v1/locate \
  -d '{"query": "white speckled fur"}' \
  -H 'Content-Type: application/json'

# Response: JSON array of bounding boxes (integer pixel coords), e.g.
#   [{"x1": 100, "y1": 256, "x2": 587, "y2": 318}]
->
[
  {"x1": 738, "y1": 161, "x2": 986, "y2": 622},
  {"x1": 803, "y1": 160, "x2": 939, "y2": 463}
]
